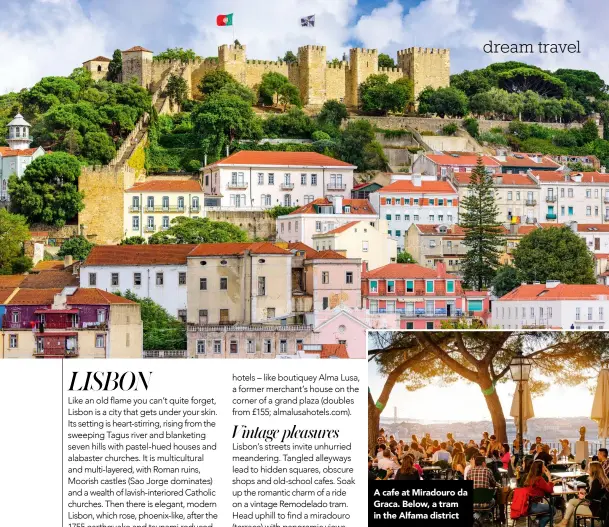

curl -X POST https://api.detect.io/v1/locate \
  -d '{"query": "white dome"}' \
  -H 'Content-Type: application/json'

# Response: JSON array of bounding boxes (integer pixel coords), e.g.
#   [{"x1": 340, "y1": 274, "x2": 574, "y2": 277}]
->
[{"x1": 7, "y1": 113, "x2": 30, "y2": 128}]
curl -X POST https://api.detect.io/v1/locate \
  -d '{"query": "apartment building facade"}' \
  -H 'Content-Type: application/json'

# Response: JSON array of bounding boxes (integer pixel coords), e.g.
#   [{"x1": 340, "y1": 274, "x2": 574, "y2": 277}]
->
[
  {"x1": 201, "y1": 151, "x2": 355, "y2": 210},
  {"x1": 124, "y1": 179, "x2": 205, "y2": 240},
  {"x1": 412, "y1": 153, "x2": 501, "y2": 178}
]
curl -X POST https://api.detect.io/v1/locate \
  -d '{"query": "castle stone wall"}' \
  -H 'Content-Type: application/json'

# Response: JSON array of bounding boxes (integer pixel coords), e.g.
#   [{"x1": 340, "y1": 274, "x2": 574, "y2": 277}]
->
[
  {"x1": 298, "y1": 46, "x2": 327, "y2": 106},
  {"x1": 398, "y1": 48, "x2": 450, "y2": 102},
  {"x1": 325, "y1": 63, "x2": 347, "y2": 102},
  {"x1": 206, "y1": 210, "x2": 276, "y2": 240},
  {"x1": 190, "y1": 59, "x2": 219, "y2": 99}
]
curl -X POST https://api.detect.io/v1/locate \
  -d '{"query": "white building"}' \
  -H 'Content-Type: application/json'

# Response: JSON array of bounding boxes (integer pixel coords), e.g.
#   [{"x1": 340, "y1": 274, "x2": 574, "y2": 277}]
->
[
  {"x1": 80, "y1": 244, "x2": 197, "y2": 319},
  {"x1": 368, "y1": 174, "x2": 459, "y2": 252},
  {"x1": 276, "y1": 196, "x2": 379, "y2": 247},
  {"x1": 124, "y1": 179, "x2": 205, "y2": 240},
  {"x1": 0, "y1": 113, "x2": 45, "y2": 202},
  {"x1": 492, "y1": 281, "x2": 609, "y2": 330},
  {"x1": 529, "y1": 170, "x2": 609, "y2": 224},
  {"x1": 201, "y1": 151, "x2": 355, "y2": 210}
]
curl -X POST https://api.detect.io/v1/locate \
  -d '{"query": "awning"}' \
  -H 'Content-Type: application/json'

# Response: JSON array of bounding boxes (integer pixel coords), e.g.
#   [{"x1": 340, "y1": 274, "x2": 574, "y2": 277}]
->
[
  {"x1": 35, "y1": 332, "x2": 78, "y2": 337},
  {"x1": 34, "y1": 309, "x2": 79, "y2": 314}
]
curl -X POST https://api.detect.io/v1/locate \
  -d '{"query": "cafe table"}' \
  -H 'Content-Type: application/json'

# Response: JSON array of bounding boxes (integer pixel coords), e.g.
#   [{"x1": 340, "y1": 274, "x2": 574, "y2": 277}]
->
[{"x1": 549, "y1": 471, "x2": 587, "y2": 479}]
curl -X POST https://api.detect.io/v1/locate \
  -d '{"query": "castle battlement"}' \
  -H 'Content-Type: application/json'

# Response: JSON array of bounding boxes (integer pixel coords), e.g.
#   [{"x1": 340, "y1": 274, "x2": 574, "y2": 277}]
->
[
  {"x1": 326, "y1": 62, "x2": 347, "y2": 70},
  {"x1": 378, "y1": 67, "x2": 401, "y2": 73},
  {"x1": 352, "y1": 48, "x2": 377, "y2": 55},
  {"x1": 219, "y1": 43, "x2": 246, "y2": 52},
  {"x1": 399, "y1": 47, "x2": 449, "y2": 54},
  {"x1": 298, "y1": 45, "x2": 326, "y2": 52},
  {"x1": 247, "y1": 59, "x2": 285, "y2": 66}
]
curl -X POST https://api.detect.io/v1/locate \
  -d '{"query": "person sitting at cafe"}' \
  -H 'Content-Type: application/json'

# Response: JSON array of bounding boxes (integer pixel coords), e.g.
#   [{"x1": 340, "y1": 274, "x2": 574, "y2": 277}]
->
[
  {"x1": 467, "y1": 456, "x2": 499, "y2": 509},
  {"x1": 452, "y1": 451, "x2": 466, "y2": 479},
  {"x1": 480, "y1": 432, "x2": 490, "y2": 449},
  {"x1": 500, "y1": 443, "x2": 511, "y2": 470},
  {"x1": 518, "y1": 457, "x2": 535, "y2": 487},
  {"x1": 557, "y1": 461, "x2": 609, "y2": 527},
  {"x1": 409, "y1": 442, "x2": 424, "y2": 461},
  {"x1": 533, "y1": 443, "x2": 553, "y2": 465},
  {"x1": 376, "y1": 444, "x2": 387, "y2": 461},
  {"x1": 464, "y1": 456, "x2": 476, "y2": 480},
  {"x1": 530, "y1": 436, "x2": 543, "y2": 453},
  {"x1": 524, "y1": 460, "x2": 562, "y2": 527},
  {"x1": 368, "y1": 457, "x2": 378, "y2": 481},
  {"x1": 432, "y1": 442, "x2": 452, "y2": 463},
  {"x1": 489, "y1": 434, "x2": 502, "y2": 454},
  {"x1": 465, "y1": 441, "x2": 479, "y2": 461},
  {"x1": 388, "y1": 435, "x2": 398, "y2": 451},
  {"x1": 395, "y1": 454, "x2": 421, "y2": 481},
  {"x1": 378, "y1": 447, "x2": 400, "y2": 472},
  {"x1": 557, "y1": 439, "x2": 572, "y2": 460},
  {"x1": 598, "y1": 448, "x2": 609, "y2": 477}
]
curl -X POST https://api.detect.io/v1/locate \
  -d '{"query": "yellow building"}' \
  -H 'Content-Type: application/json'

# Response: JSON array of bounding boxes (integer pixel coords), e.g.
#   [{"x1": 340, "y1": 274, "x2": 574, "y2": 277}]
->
[
  {"x1": 311, "y1": 220, "x2": 396, "y2": 271},
  {"x1": 124, "y1": 179, "x2": 205, "y2": 240}
]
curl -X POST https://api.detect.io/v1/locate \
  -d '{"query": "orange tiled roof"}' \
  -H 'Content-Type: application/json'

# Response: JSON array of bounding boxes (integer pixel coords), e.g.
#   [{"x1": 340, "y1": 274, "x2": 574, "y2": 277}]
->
[
  {"x1": 313, "y1": 250, "x2": 346, "y2": 260},
  {"x1": 123, "y1": 46, "x2": 153, "y2": 53},
  {"x1": 377, "y1": 179, "x2": 457, "y2": 194},
  {"x1": 33, "y1": 261, "x2": 65, "y2": 271},
  {"x1": 8, "y1": 288, "x2": 61, "y2": 305},
  {"x1": 324, "y1": 221, "x2": 360, "y2": 235},
  {"x1": 318, "y1": 344, "x2": 349, "y2": 359},
  {"x1": 206, "y1": 150, "x2": 355, "y2": 168},
  {"x1": 0, "y1": 289, "x2": 17, "y2": 303},
  {"x1": 363, "y1": 263, "x2": 458, "y2": 280},
  {"x1": 577, "y1": 224, "x2": 609, "y2": 233},
  {"x1": 0, "y1": 147, "x2": 39, "y2": 157},
  {"x1": 498, "y1": 153, "x2": 560, "y2": 168},
  {"x1": 424, "y1": 154, "x2": 500, "y2": 166},
  {"x1": 20, "y1": 270, "x2": 79, "y2": 289},
  {"x1": 0, "y1": 275, "x2": 26, "y2": 288},
  {"x1": 499, "y1": 283, "x2": 609, "y2": 301},
  {"x1": 529, "y1": 170, "x2": 609, "y2": 183},
  {"x1": 499, "y1": 225, "x2": 538, "y2": 236},
  {"x1": 453, "y1": 172, "x2": 536, "y2": 185},
  {"x1": 415, "y1": 224, "x2": 466, "y2": 236},
  {"x1": 84, "y1": 56, "x2": 111, "y2": 62},
  {"x1": 288, "y1": 198, "x2": 376, "y2": 215},
  {"x1": 126, "y1": 180, "x2": 203, "y2": 193},
  {"x1": 286, "y1": 242, "x2": 319, "y2": 259},
  {"x1": 538, "y1": 222, "x2": 565, "y2": 229},
  {"x1": 189, "y1": 242, "x2": 291, "y2": 257},
  {"x1": 68, "y1": 289, "x2": 136, "y2": 305},
  {"x1": 84, "y1": 245, "x2": 197, "y2": 266}
]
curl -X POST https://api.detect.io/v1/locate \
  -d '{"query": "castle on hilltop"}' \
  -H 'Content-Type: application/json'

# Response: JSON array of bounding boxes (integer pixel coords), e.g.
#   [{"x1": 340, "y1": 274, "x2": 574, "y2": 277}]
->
[{"x1": 83, "y1": 43, "x2": 450, "y2": 107}]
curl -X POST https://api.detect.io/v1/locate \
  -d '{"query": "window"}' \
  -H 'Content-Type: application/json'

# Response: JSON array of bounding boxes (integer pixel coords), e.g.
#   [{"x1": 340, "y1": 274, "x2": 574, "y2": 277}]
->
[
  {"x1": 548, "y1": 307, "x2": 552, "y2": 318},
  {"x1": 576, "y1": 307, "x2": 581, "y2": 320},
  {"x1": 134, "y1": 273, "x2": 141, "y2": 286},
  {"x1": 97, "y1": 309, "x2": 106, "y2": 323},
  {"x1": 530, "y1": 307, "x2": 534, "y2": 318},
  {"x1": 156, "y1": 272, "x2": 163, "y2": 286},
  {"x1": 587, "y1": 206, "x2": 592, "y2": 216},
  {"x1": 387, "y1": 280, "x2": 395, "y2": 293},
  {"x1": 362, "y1": 241, "x2": 369, "y2": 252},
  {"x1": 568, "y1": 188, "x2": 573, "y2": 198},
  {"x1": 406, "y1": 280, "x2": 414, "y2": 293},
  {"x1": 301, "y1": 173, "x2": 307, "y2": 185},
  {"x1": 395, "y1": 230, "x2": 401, "y2": 237},
  {"x1": 600, "y1": 307, "x2": 604, "y2": 320},
  {"x1": 315, "y1": 221, "x2": 322, "y2": 232},
  {"x1": 369, "y1": 300, "x2": 378, "y2": 313},
  {"x1": 258, "y1": 276, "x2": 266, "y2": 296},
  {"x1": 132, "y1": 216, "x2": 139, "y2": 231},
  {"x1": 588, "y1": 307, "x2": 593, "y2": 321},
  {"x1": 426, "y1": 322, "x2": 434, "y2": 330},
  {"x1": 247, "y1": 340, "x2": 255, "y2": 354},
  {"x1": 268, "y1": 173, "x2": 275, "y2": 185},
  {"x1": 425, "y1": 280, "x2": 434, "y2": 293},
  {"x1": 162, "y1": 216, "x2": 170, "y2": 229},
  {"x1": 386, "y1": 214, "x2": 391, "y2": 221},
  {"x1": 199, "y1": 278, "x2": 207, "y2": 290},
  {"x1": 595, "y1": 206, "x2": 599, "y2": 216},
  {"x1": 429, "y1": 198, "x2": 435, "y2": 206},
  {"x1": 263, "y1": 339, "x2": 272, "y2": 354},
  {"x1": 9, "y1": 334, "x2": 17, "y2": 348},
  {"x1": 147, "y1": 216, "x2": 154, "y2": 230},
  {"x1": 162, "y1": 196, "x2": 169, "y2": 210},
  {"x1": 89, "y1": 273, "x2": 97, "y2": 286},
  {"x1": 467, "y1": 300, "x2": 483, "y2": 312},
  {"x1": 406, "y1": 322, "x2": 414, "y2": 330},
  {"x1": 413, "y1": 215, "x2": 419, "y2": 221},
  {"x1": 229, "y1": 341, "x2": 238, "y2": 354},
  {"x1": 586, "y1": 189, "x2": 592, "y2": 198},
  {"x1": 147, "y1": 196, "x2": 154, "y2": 209},
  {"x1": 213, "y1": 340, "x2": 221, "y2": 354},
  {"x1": 199, "y1": 309, "x2": 208, "y2": 324},
  {"x1": 267, "y1": 308, "x2": 275, "y2": 319},
  {"x1": 561, "y1": 206, "x2": 565, "y2": 216},
  {"x1": 568, "y1": 206, "x2": 573, "y2": 216},
  {"x1": 176, "y1": 310, "x2": 186, "y2": 322},
  {"x1": 311, "y1": 174, "x2": 317, "y2": 186},
  {"x1": 220, "y1": 277, "x2": 228, "y2": 290},
  {"x1": 321, "y1": 272, "x2": 329, "y2": 284},
  {"x1": 284, "y1": 194, "x2": 291, "y2": 206},
  {"x1": 346, "y1": 271, "x2": 353, "y2": 284},
  {"x1": 280, "y1": 340, "x2": 287, "y2": 353},
  {"x1": 370, "y1": 280, "x2": 378, "y2": 293},
  {"x1": 192, "y1": 196, "x2": 200, "y2": 210},
  {"x1": 508, "y1": 191, "x2": 512, "y2": 200},
  {"x1": 446, "y1": 280, "x2": 454, "y2": 293},
  {"x1": 516, "y1": 192, "x2": 520, "y2": 200},
  {"x1": 178, "y1": 272, "x2": 186, "y2": 285},
  {"x1": 322, "y1": 297, "x2": 329, "y2": 309},
  {"x1": 196, "y1": 340, "x2": 206, "y2": 354},
  {"x1": 111, "y1": 273, "x2": 119, "y2": 286},
  {"x1": 257, "y1": 173, "x2": 264, "y2": 185},
  {"x1": 11, "y1": 311, "x2": 19, "y2": 323}
]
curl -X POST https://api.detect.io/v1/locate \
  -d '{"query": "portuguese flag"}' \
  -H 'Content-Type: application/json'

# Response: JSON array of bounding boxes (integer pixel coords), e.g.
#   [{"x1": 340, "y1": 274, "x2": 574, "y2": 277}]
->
[{"x1": 217, "y1": 13, "x2": 233, "y2": 26}]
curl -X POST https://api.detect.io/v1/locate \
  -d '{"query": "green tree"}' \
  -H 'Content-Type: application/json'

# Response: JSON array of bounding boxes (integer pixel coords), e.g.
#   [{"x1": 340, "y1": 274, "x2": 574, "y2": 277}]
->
[
  {"x1": 512, "y1": 226, "x2": 595, "y2": 284},
  {"x1": 191, "y1": 92, "x2": 262, "y2": 159},
  {"x1": 120, "y1": 290, "x2": 186, "y2": 351},
  {"x1": 542, "y1": 98, "x2": 563, "y2": 122},
  {"x1": 418, "y1": 86, "x2": 468, "y2": 118},
  {"x1": 278, "y1": 82, "x2": 301, "y2": 111},
  {"x1": 396, "y1": 251, "x2": 415, "y2": 263},
  {"x1": 8, "y1": 152, "x2": 84, "y2": 227},
  {"x1": 258, "y1": 72, "x2": 299, "y2": 108},
  {"x1": 107, "y1": 50, "x2": 122, "y2": 82},
  {"x1": 83, "y1": 131, "x2": 116, "y2": 164},
  {"x1": 378, "y1": 53, "x2": 395, "y2": 68},
  {"x1": 469, "y1": 91, "x2": 494, "y2": 117},
  {"x1": 459, "y1": 157, "x2": 503, "y2": 289},
  {"x1": 0, "y1": 209, "x2": 30, "y2": 274},
  {"x1": 463, "y1": 117, "x2": 479, "y2": 138},
  {"x1": 8, "y1": 255, "x2": 33, "y2": 274},
  {"x1": 491, "y1": 265, "x2": 521, "y2": 297},
  {"x1": 338, "y1": 119, "x2": 388, "y2": 172},
  {"x1": 57, "y1": 235, "x2": 94, "y2": 261},
  {"x1": 262, "y1": 108, "x2": 314, "y2": 138},
  {"x1": 61, "y1": 128, "x2": 83, "y2": 155},
  {"x1": 166, "y1": 74, "x2": 189, "y2": 112},
  {"x1": 581, "y1": 119, "x2": 600, "y2": 143},
  {"x1": 154, "y1": 48, "x2": 199, "y2": 63},
  {"x1": 497, "y1": 67, "x2": 568, "y2": 97},
  {"x1": 198, "y1": 70, "x2": 239, "y2": 97},
  {"x1": 280, "y1": 51, "x2": 298, "y2": 64},
  {"x1": 148, "y1": 216, "x2": 248, "y2": 244},
  {"x1": 317, "y1": 100, "x2": 348, "y2": 129},
  {"x1": 359, "y1": 74, "x2": 412, "y2": 115},
  {"x1": 120, "y1": 236, "x2": 147, "y2": 245},
  {"x1": 21, "y1": 76, "x2": 81, "y2": 115},
  {"x1": 266, "y1": 205, "x2": 299, "y2": 218}
]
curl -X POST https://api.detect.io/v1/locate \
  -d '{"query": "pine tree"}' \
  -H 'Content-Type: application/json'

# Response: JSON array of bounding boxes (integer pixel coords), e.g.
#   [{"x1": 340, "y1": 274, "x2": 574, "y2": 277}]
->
[{"x1": 459, "y1": 157, "x2": 503, "y2": 290}]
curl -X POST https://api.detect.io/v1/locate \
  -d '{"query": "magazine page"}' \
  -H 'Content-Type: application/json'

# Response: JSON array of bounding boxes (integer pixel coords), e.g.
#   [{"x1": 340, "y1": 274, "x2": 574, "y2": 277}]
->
[{"x1": 1, "y1": 1, "x2": 609, "y2": 526}]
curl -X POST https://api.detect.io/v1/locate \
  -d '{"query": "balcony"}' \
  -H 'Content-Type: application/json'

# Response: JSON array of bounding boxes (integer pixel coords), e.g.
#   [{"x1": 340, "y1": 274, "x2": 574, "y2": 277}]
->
[
  {"x1": 525, "y1": 217, "x2": 537, "y2": 224},
  {"x1": 280, "y1": 182, "x2": 295, "y2": 190},
  {"x1": 145, "y1": 225, "x2": 155, "y2": 232},
  {"x1": 546, "y1": 213, "x2": 557, "y2": 220},
  {"x1": 545, "y1": 195, "x2": 557, "y2": 202},
  {"x1": 525, "y1": 199, "x2": 537, "y2": 206},
  {"x1": 145, "y1": 206, "x2": 185, "y2": 213},
  {"x1": 326, "y1": 182, "x2": 347, "y2": 191},
  {"x1": 128, "y1": 206, "x2": 140, "y2": 212},
  {"x1": 227, "y1": 181, "x2": 248, "y2": 190},
  {"x1": 188, "y1": 323, "x2": 313, "y2": 332},
  {"x1": 605, "y1": 214, "x2": 609, "y2": 221},
  {"x1": 33, "y1": 348, "x2": 79, "y2": 358},
  {"x1": 191, "y1": 206, "x2": 200, "y2": 213},
  {"x1": 143, "y1": 350, "x2": 187, "y2": 358}
]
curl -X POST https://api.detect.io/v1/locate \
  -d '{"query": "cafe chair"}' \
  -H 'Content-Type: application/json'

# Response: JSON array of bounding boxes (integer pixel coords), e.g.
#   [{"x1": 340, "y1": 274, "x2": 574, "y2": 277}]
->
[
  {"x1": 574, "y1": 494, "x2": 608, "y2": 527},
  {"x1": 506, "y1": 490, "x2": 553, "y2": 527},
  {"x1": 473, "y1": 488, "x2": 497, "y2": 524},
  {"x1": 548, "y1": 464, "x2": 569, "y2": 472}
]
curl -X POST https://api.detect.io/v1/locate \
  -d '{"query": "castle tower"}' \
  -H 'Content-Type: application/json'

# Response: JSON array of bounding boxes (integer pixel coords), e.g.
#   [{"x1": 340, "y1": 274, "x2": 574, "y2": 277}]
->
[
  {"x1": 121, "y1": 46, "x2": 154, "y2": 89},
  {"x1": 398, "y1": 47, "x2": 450, "y2": 102},
  {"x1": 82, "y1": 56, "x2": 111, "y2": 82},
  {"x1": 297, "y1": 45, "x2": 327, "y2": 106},
  {"x1": 345, "y1": 48, "x2": 378, "y2": 108},
  {"x1": 218, "y1": 44, "x2": 247, "y2": 85},
  {"x1": 6, "y1": 113, "x2": 32, "y2": 151}
]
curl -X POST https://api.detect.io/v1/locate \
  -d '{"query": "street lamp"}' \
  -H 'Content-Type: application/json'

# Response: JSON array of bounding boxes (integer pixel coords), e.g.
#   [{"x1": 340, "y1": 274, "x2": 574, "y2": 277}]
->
[{"x1": 510, "y1": 350, "x2": 532, "y2": 460}]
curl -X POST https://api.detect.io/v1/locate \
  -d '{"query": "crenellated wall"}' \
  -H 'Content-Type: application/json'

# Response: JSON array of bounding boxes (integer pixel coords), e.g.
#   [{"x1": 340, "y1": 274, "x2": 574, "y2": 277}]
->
[{"x1": 398, "y1": 47, "x2": 450, "y2": 102}]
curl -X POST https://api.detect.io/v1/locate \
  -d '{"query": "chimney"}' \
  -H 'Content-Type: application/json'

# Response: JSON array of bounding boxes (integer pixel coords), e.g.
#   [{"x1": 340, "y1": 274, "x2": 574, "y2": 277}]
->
[
  {"x1": 412, "y1": 174, "x2": 422, "y2": 187},
  {"x1": 64, "y1": 254, "x2": 73, "y2": 268},
  {"x1": 52, "y1": 292, "x2": 67, "y2": 310},
  {"x1": 510, "y1": 223, "x2": 518, "y2": 235},
  {"x1": 204, "y1": 154, "x2": 208, "y2": 166},
  {"x1": 545, "y1": 280, "x2": 560, "y2": 289},
  {"x1": 436, "y1": 261, "x2": 446, "y2": 278},
  {"x1": 333, "y1": 195, "x2": 343, "y2": 214},
  {"x1": 362, "y1": 261, "x2": 369, "y2": 274},
  {"x1": 602, "y1": 166, "x2": 606, "y2": 174},
  {"x1": 495, "y1": 175, "x2": 503, "y2": 185},
  {"x1": 568, "y1": 221, "x2": 578, "y2": 233}
]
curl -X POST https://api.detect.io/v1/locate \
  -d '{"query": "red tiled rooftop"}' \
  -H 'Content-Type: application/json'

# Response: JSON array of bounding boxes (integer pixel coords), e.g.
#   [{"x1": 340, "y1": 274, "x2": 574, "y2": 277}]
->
[
  {"x1": 288, "y1": 198, "x2": 375, "y2": 215},
  {"x1": 498, "y1": 153, "x2": 560, "y2": 168},
  {"x1": 0, "y1": 275, "x2": 25, "y2": 288},
  {"x1": 21, "y1": 270, "x2": 79, "y2": 289},
  {"x1": 529, "y1": 170, "x2": 609, "y2": 183},
  {"x1": 206, "y1": 150, "x2": 355, "y2": 168},
  {"x1": 453, "y1": 172, "x2": 535, "y2": 185},
  {"x1": 8, "y1": 288, "x2": 61, "y2": 305},
  {"x1": 286, "y1": 242, "x2": 319, "y2": 259},
  {"x1": 84, "y1": 245, "x2": 197, "y2": 266},
  {"x1": 84, "y1": 56, "x2": 111, "y2": 63},
  {"x1": 189, "y1": 242, "x2": 291, "y2": 257},
  {"x1": 500, "y1": 225, "x2": 538, "y2": 236},
  {"x1": 123, "y1": 46, "x2": 153, "y2": 53},
  {"x1": 0, "y1": 289, "x2": 17, "y2": 304},
  {"x1": 33, "y1": 261, "x2": 66, "y2": 271},
  {"x1": 312, "y1": 250, "x2": 346, "y2": 260},
  {"x1": 318, "y1": 344, "x2": 349, "y2": 359},
  {"x1": 415, "y1": 224, "x2": 466, "y2": 236},
  {"x1": 68, "y1": 289, "x2": 136, "y2": 305},
  {"x1": 577, "y1": 224, "x2": 609, "y2": 233},
  {"x1": 126, "y1": 180, "x2": 203, "y2": 193},
  {"x1": 499, "y1": 283, "x2": 609, "y2": 301},
  {"x1": 0, "y1": 147, "x2": 40, "y2": 157},
  {"x1": 378, "y1": 179, "x2": 457, "y2": 194},
  {"x1": 324, "y1": 221, "x2": 360, "y2": 235},
  {"x1": 425, "y1": 154, "x2": 500, "y2": 166},
  {"x1": 363, "y1": 263, "x2": 458, "y2": 280}
]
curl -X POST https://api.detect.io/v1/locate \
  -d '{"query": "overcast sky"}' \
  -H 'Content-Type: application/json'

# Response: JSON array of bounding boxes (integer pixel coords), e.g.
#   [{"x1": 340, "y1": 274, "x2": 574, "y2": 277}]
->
[{"x1": 1, "y1": 0, "x2": 608, "y2": 94}]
